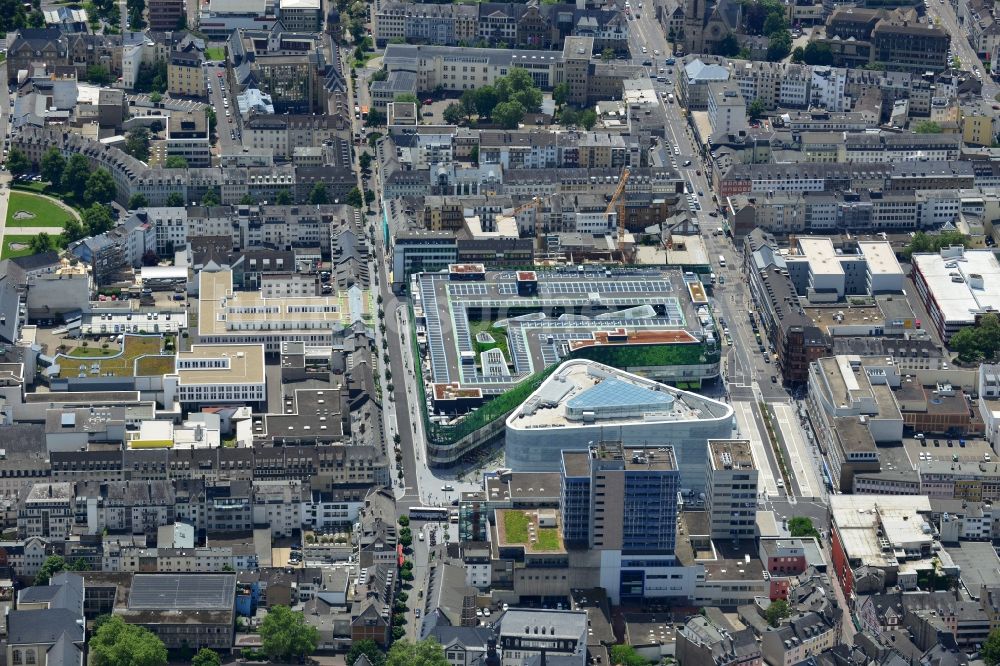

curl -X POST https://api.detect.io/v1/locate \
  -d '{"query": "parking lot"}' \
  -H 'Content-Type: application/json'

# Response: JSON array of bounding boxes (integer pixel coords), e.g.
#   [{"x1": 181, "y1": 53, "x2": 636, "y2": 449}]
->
[{"x1": 904, "y1": 435, "x2": 995, "y2": 465}]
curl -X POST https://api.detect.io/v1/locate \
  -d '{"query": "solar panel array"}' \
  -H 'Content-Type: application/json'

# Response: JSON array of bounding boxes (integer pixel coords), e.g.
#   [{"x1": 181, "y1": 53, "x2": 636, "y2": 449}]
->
[
  {"x1": 128, "y1": 574, "x2": 236, "y2": 610},
  {"x1": 419, "y1": 275, "x2": 451, "y2": 384}
]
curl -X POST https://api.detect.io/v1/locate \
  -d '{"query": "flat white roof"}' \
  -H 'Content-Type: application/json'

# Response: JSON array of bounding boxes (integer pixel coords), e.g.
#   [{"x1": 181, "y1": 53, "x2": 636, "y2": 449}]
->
[
  {"x1": 279, "y1": 0, "x2": 320, "y2": 8},
  {"x1": 210, "y1": 0, "x2": 267, "y2": 13},
  {"x1": 913, "y1": 249, "x2": 1000, "y2": 325},
  {"x1": 798, "y1": 237, "x2": 844, "y2": 277},
  {"x1": 858, "y1": 241, "x2": 904, "y2": 277}
]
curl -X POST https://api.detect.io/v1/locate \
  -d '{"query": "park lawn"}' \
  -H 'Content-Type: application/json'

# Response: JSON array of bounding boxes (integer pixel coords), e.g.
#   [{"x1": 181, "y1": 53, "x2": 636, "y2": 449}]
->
[
  {"x1": 12, "y1": 182, "x2": 49, "y2": 194},
  {"x1": 6, "y1": 191, "x2": 75, "y2": 229},
  {"x1": 205, "y1": 47, "x2": 225, "y2": 61},
  {"x1": 1, "y1": 235, "x2": 41, "y2": 259},
  {"x1": 59, "y1": 335, "x2": 165, "y2": 378}
]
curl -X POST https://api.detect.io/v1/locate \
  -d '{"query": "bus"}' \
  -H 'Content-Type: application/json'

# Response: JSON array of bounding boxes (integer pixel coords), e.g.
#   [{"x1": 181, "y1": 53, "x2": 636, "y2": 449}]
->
[{"x1": 409, "y1": 506, "x2": 449, "y2": 521}]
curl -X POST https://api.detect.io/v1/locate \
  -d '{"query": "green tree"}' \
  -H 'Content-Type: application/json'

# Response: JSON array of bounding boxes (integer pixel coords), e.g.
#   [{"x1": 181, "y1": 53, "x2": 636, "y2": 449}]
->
[
  {"x1": 191, "y1": 648, "x2": 222, "y2": 666},
  {"x1": 367, "y1": 132, "x2": 383, "y2": 148},
  {"x1": 579, "y1": 109, "x2": 597, "y2": 131},
  {"x1": 983, "y1": 627, "x2": 1000, "y2": 666},
  {"x1": 367, "y1": 108, "x2": 386, "y2": 126},
  {"x1": 801, "y1": 42, "x2": 834, "y2": 66},
  {"x1": 149, "y1": 91, "x2": 162, "y2": 103},
  {"x1": 259, "y1": 606, "x2": 319, "y2": 663},
  {"x1": 765, "y1": 599, "x2": 791, "y2": 627},
  {"x1": 385, "y1": 638, "x2": 449, "y2": 666},
  {"x1": 166, "y1": 192, "x2": 185, "y2": 207},
  {"x1": 62, "y1": 218, "x2": 85, "y2": 243},
  {"x1": 347, "y1": 639, "x2": 386, "y2": 666},
  {"x1": 345, "y1": 186, "x2": 363, "y2": 208},
  {"x1": 275, "y1": 189, "x2": 293, "y2": 205},
  {"x1": 748, "y1": 98, "x2": 766, "y2": 120},
  {"x1": 61, "y1": 154, "x2": 92, "y2": 200},
  {"x1": 29, "y1": 232, "x2": 55, "y2": 255},
  {"x1": 763, "y1": 11, "x2": 788, "y2": 37},
  {"x1": 40, "y1": 147, "x2": 66, "y2": 184},
  {"x1": 601, "y1": 47, "x2": 615, "y2": 62},
  {"x1": 240, "y1": 194, "x2": 256, "y2": 205},
  {"x1": 496, "y1": 68, "x2": 542, "y2": 112},
  {"x1": 395, "y1": 93, "x2": 420, "y2": 107},
  {"x1": 164, "y1": 156, "x2": 188, "y2": 169},
  {"x1": 128, "y1": 193, "x2": 149, "y2": 209},
  {"x1": 34, "y1": 555, "x2": 67, "y2": 585},
  {"x1": 472, "y1": 86, "x2": 500, "y2": 118},
  {"x1": 205, "y1": 107, "x2": 216, "y2": 135},
  {"x1": 443, "y1": 103, "x2": 466, "y2": 125},
  {"x1": 82, "y1": 204, "x2": 114, "y2": 236},
  {"x1": 201, "y1": 189, "x2": 221, "y2": 206},
  {"x1": 85, "y1": 65, "x2": 111, "y2": 85},
  {"x1": 493, "y1": 100, "x2": 526, "y2": 129},
  {"x1": 6, "y1": 147, "x2": 29, "y2": 176},
  {"x1": 713, "y1": 34, "x2": 740, "y2": 57},
  {"x1": 398, "y1": 515, "x2": 410, "y2": 527},
  {"x1": 788, "y1": 516, "x2": 821, "y2": 539},
  {"x1": 951, "y1": 313, "x2": 1000, "y2": 363},
  {"x1": 309, "y1": 183, "x2": 330, "y2": 205},
  {"x1": 902, "y1": 230, "x2": 970, "y2": 259},
  {"x1": 790, "y1": 46, "x2": 805, "y2": 63},
  {"x1": 766, "y1": 31, "x2": 792, "y2": 61},
  {"x1": 89, "y1": 616, "x2": 167, "y2": 666},
  {"x1": 610, "y1": 644, "x2": 650, "y2": 666},
  {"x1": 558, "y1": 107, "x2": 579, "y2": 127},
  {"x1": 915, "y1": 120, "x2": 943, "y2": 134},
  {"x1": 85, "y1": 168, "x2": 117, "y2": 205},
  {"x1": 470, "y1": 145, "x2": 479, "y2": 164},
  {"x1": 552, "y1": 82, "x2": 570, "y2": 107},
  {"x1": 359, "y1": 152, "x2": 373, "y2": 171},
  {"x1": 364, "y1": 189, "x2": 375, "y2": 206}
]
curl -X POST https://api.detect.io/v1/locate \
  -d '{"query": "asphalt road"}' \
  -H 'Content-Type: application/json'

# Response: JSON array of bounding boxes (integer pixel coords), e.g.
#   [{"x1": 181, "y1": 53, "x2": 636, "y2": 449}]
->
[
  {"x1": 206, "y1": 64, "x2": 241, "y2": 156},
  {"x1": 929, "y1": 0, "x2": 999, "y2": 100},
  {"x1": 625, "y1": 9, "x2": 821, "y2": 505}
]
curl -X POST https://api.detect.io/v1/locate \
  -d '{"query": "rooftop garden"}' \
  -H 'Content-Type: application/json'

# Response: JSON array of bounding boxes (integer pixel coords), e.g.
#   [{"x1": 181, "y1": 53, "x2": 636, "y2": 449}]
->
[
  {"x1": 501, "y1": 510, "x2": 563, "y2": 552},
  {"x1": 57, "y1": 335, "x2": 173, "y2": 378}
]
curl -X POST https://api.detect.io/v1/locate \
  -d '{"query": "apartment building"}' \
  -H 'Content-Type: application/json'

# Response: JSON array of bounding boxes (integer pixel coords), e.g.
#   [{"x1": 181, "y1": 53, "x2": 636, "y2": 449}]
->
[
  {"x1": 165, "y1": 112, "x2": 211, "y2": 167},
  {"x1": 168, "y1": 47, "x2": 205, "y2": 97}
]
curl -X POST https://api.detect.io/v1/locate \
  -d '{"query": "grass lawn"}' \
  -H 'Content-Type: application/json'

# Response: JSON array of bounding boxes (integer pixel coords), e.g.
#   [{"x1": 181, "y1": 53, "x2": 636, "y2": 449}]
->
[
  {"x1": 535, "y1": 528, "x2": 561, "y2": 551},
  {"x1": 11, "y1": 182, "x2": 50, "y2": 194},
  {"x1": 6, "y1": 191, "x2": 76, "y2": 228},
  {"x1": 205, "y1": 46, "x2": 225, "y2": 61},
  {"x1": 58, "y1": 335, "x2": 167, "y2": 378},
  {"x1": 469, "y1": 319, "x2": 510, "y2": 362},
  {"x1": 1, "y1": 235, "x2": 36, "y2": 259},
  {"x1": 66, "y1": 344, "x2": 120, "y2": 358},
  {"x1": 135, "y1": 355, "x2": 176, "y2": 376},
  {"x1": 503, "y1": 510, "x2": 530, "y2": 543}
]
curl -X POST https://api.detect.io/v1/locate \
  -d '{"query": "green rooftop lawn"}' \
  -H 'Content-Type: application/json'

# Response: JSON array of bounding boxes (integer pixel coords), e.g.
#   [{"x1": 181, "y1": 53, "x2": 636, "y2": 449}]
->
[
  {"x1": 135, "y1": 355, "x2": 176, "y2": 376},
  {"x1": 502, "y1": 510, "x2": 562, "y2": 552},
  {"x1": 6, "y1": 191, "x2": 76, "y2": 229},
  {"x1": 503, "y1": 510, "x2": 530, "y2": 543},
  {"x1": 59, "y1": 335, "x2": 167, "y2": 377},
  {"x1": 205, "y1": 47, "x2": 226, "y2": 61}
]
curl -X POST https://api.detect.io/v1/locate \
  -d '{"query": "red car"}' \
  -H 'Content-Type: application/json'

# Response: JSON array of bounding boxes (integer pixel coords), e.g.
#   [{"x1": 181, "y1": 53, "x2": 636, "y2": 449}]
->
[
  {"x1": 217, "y1": 72, "x2": 223, "y2": 77},
  {"x1": 423, "y1": 98, "x2": 433, "y2": 105}
]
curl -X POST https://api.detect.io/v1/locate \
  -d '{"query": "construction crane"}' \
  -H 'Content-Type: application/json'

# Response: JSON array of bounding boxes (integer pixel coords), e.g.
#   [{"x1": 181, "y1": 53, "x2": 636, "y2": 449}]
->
[{"x1": 605, "y1": 167, "x2": 631, "y2": 252}]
